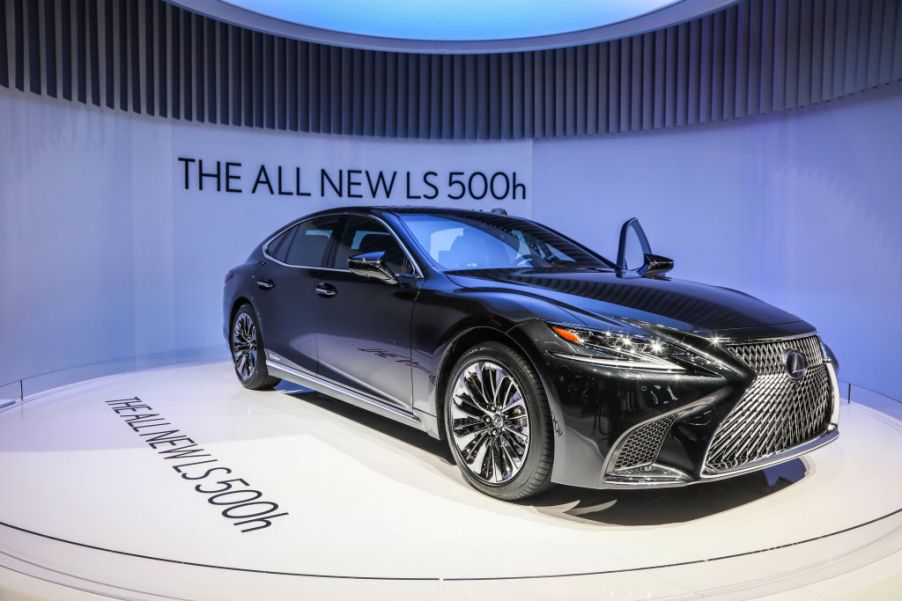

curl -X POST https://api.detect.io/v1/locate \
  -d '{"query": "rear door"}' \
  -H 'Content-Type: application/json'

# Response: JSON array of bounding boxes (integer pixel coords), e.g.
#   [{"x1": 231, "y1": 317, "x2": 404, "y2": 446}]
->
[
  {"x1": 312, "y1": 215, "x2": 421, "y2": 411},
  {"x1": 253, "y1": 214, "x2": 341, "y2": 375}
]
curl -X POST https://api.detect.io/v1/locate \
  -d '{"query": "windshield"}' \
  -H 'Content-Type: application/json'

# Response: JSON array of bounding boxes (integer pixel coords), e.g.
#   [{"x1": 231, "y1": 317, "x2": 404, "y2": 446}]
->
[{"x1": 399, "y1": 213, "x2": 613, "y2": 271}]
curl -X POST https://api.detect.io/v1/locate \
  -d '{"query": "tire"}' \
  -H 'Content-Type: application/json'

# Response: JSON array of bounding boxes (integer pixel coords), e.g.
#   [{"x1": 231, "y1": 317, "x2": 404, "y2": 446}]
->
[
  {"x1": 443, "y1": 341, "x2": 553, "y2": 500},
  {"x1": 230, "y1": 304, "x2": 280, "y2": 390}
]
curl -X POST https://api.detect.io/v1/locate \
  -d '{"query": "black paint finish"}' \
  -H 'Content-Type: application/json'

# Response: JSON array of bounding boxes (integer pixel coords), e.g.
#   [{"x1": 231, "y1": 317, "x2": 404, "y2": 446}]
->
[{"x1": 224, "y1": 207, "x2": 832, "y2": 489}]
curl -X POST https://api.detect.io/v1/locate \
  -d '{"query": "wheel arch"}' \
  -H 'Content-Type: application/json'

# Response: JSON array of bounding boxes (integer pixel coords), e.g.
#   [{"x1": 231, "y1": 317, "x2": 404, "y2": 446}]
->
[
  {"x1": 229, "y1": 297, "x2": 253, "y2": 332},
  {"x1": 433, "y1": 322, "x2": 548, "y2": 443}
]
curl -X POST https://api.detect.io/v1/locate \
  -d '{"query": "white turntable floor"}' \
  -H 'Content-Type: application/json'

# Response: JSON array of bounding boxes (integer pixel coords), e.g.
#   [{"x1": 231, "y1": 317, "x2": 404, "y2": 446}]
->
[{"x1": 0, "y1": 361, "x2": 899, "y2": 600}]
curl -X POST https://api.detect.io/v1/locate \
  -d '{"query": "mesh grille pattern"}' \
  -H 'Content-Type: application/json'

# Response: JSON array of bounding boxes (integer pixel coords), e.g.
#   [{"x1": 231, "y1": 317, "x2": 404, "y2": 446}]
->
[
  {"x1": 703, "y1": 336, "x2": 832, "y2": 475},
  {"x1": 728, "y1": 335, "x2": 823, "y2": 375},
  {"x1": 613, "y1": 413, "x2": 679, "y2": 471}
]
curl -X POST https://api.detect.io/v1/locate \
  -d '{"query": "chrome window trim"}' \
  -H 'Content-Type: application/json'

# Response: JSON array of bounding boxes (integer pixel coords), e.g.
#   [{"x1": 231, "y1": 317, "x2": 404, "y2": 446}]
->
[
  {"x1": 261, "y1": 213, "x2": 424, "y2": 278},
  {"x1": 262, "y1": 216, "x2": 342, "y2": 271},
  {"x1": 338, "y1": 214, "x2": 425, "y2": 278}
]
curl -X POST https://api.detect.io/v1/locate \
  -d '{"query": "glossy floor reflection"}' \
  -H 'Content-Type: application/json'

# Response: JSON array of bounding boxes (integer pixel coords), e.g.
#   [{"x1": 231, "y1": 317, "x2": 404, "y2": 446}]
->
[
  {"x1": 0, "y1": 361, "x2": 900, "y2": 601},
  {"x1": 287, "y1": 384, "x2": 811, "y2": 527}
]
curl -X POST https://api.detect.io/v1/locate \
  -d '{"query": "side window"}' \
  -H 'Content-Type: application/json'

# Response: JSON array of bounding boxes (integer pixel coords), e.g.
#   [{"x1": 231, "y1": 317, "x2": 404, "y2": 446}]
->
[
  {"x1": 334, "y1": 216, "x2": 414, "y2": 276},
  {"x1": 266, "y1": 227, "x2": 297, "y2": 262},
  {"x1": 283, "y1": 216, "x2": 340, "y2": 267}
]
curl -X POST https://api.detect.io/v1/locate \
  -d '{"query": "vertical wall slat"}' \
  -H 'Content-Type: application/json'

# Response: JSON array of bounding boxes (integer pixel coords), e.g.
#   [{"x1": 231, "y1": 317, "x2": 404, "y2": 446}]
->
[
  {"x1": 618, "y1": 39, "x2": 630, "y2": 131},
  {"x1": 511, "y1": 52, "x2": 523, "y2": 138},
  {"x1": 608, "y1": 41, "x2": 620, "y2": 132},
  {"x1": 688, "y1": 19, "x2": 702, "y2": 125},
  {"x1": 372, "y1": 50, "x2": 381, "y2": 136},
  {"x1": 676, "y1": 22, "x2": 690, "y2": 126},
  {"x1": 866, "y1": 0, "x2": 884, "y2": 86},
  {"x1": 25, "y1": 0, "x2": 39, "y2": 93},
  {"x1": 339, "y1": 46, "x2": 351, "y2": 134},
  {"x1": 631, "y1": 36, "x2": 643, "y2": 130},
  {"x1": 653, "y1": 30, "x2": 665, "y2": 127},
  {"x1": 523, "y1": 51, "x2": 535, "y2": 137},
  {"x1": 735, "y1": 3, "x2": 749, "y2": 117},
  {"x1": 13, "y1": 0, "x2": 23, "y2": 91},
  {"x1": 418, "y1": 52, "x2": 429, "y2": 138},
  {"x1": 218, "y1": 21, "x2": 228, "y2": 124},
  {"x1": 699, "y1": 16, "x2": 713, "y2": 122},
  {"x1": 555, "y1": 48, "x2": 566, "y2": 136},
  {"x1": 798, "y1": 0, "x2": 813, "y2": 107},
  {"x1": 43, "y1": 0, "x2": 56, "y2": 96},
  {"x1": 892, "y1": 0, "x2": 902, "y2": 79},
  {"x1": 0, "y1": 0, "x2": 7, "y2": 88},
  {"x1": 3, "y1": 0, "x2": 901, "y2": 141},
  {"x1": 206, "y1": 16, "x2": 217, "y2": 123},
  {"x1": 499, "y1": 52, "x2": 511, "y2": 138},
  {"x1": 158, "y1": 1, "x2": 168, "y2": 116},
  {"x1": 363, "y1": 49, "x2": 374, "y2": 135},
  {"x1": 353, "y1": 49, "x2": 365, "y2": 135},
  {"x1": 384, "y1": 52, "x2": 395, "y2": 137},
  {"x1": 878, "y1": 0, "x2": 896, "y2": 83},
  {"x1": 297, "y1": 40, "x2": 307, "y2": 131},
  {"x1": 784, "y1": 0, "x2": 801, "y2": 109}
]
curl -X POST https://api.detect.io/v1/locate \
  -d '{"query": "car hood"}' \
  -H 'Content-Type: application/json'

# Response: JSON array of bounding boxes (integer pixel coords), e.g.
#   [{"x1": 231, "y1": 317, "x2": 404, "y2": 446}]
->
[{"x1": 446, "y1": 268, "x2": 806, "y2": 335}]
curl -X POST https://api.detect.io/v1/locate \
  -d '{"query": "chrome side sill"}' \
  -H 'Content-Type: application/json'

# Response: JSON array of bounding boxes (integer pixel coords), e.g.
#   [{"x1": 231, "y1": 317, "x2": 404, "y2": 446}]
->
[{"x1": 265, "y1": 360, "x2": 424, "y2": 430}]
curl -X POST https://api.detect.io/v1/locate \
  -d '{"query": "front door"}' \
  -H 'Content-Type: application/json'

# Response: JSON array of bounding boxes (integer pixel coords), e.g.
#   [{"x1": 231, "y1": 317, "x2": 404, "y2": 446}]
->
[
  {"x1": 253, "y1": 214, "x2": 342, "y2": 375},
  {"x1": 313, "y1": 215, "x2": 420, "y2": 412}
]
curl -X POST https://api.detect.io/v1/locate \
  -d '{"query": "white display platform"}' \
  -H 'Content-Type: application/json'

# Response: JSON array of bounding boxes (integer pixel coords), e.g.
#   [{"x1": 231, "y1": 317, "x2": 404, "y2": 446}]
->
[{"x1": 0, "y1": 361, "x2": 900, "y2": 600}]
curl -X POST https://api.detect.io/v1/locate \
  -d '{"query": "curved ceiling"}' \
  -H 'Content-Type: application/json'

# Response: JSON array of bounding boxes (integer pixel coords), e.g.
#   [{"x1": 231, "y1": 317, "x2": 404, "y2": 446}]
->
[
  {"x1": 223, "y1": 0, "x2": 677, "y2": 41},
  {"x1": 176, "y1": 0, "x2": 739, "y2": 53}
]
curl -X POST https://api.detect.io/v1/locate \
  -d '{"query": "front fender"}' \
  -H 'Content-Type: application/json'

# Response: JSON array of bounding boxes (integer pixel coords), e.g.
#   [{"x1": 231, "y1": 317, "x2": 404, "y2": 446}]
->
[{"x1": 410, "y1": 286, "x2": 580, "y2": 434}]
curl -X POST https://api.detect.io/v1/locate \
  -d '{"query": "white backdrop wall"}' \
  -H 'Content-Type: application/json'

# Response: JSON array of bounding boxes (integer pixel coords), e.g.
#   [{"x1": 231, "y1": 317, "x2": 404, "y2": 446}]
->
[
  {"x1": 0, "y1": 88, "x2": 532, "y2": 389},
  {"x1": 533, "y1": 83, "x2": 902, "y2": 397},
  {"x1": 1, "y1": 83, "x2": 901, "y2": 397}
]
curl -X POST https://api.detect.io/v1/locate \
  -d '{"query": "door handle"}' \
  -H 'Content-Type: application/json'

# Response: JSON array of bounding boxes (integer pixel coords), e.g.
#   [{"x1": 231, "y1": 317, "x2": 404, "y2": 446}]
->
[
  {"x1": 256, "y1": 279, "x2": 275, "y2": 290},
  {"x1": 315, "y1": 283, "x2": 337, "y2": 297}
]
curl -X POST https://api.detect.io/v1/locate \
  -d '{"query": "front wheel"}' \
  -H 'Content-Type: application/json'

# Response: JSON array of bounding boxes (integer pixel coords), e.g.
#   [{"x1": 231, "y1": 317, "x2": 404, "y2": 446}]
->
[
  {"x1": 230, "y1": 304, "x2": 280, "y2": 390},
  {"x1": 444, "y1": 342, "x2": 553, "y2": 500}
]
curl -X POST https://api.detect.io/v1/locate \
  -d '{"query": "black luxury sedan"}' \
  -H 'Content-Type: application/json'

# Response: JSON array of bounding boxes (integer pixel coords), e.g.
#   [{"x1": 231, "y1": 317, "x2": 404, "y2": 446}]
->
[{"x1": 223, "y1": 207, "x2": 839, "y2": 500}]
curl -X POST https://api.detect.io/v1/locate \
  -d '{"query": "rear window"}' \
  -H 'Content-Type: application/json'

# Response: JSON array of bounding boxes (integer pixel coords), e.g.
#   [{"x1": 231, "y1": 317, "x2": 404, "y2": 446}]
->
[{"x1": 268, "y1": 216, "x2": 340, "y2": 267}]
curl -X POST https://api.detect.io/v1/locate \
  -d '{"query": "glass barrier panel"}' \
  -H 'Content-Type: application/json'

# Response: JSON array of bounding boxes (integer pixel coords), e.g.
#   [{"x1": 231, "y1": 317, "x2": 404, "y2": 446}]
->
[
  {"x1": 848, "y1": 383, "x2": 902, "y2": 422},
  {"x1": 0, "y1": 380, "x2": 20, "y2": 411}
]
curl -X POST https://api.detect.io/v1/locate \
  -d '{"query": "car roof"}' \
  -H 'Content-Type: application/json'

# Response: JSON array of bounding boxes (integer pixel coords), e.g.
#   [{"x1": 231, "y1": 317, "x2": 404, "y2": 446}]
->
[{"x1": 302, "y1": 205, "x2": 522, "y2": 220}]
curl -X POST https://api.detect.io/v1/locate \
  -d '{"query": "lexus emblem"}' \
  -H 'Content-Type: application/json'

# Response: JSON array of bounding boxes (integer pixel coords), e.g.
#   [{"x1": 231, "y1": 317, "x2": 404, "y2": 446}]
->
[{"x1": 783, "y1": 349, "x2": 808, "y2": 381}]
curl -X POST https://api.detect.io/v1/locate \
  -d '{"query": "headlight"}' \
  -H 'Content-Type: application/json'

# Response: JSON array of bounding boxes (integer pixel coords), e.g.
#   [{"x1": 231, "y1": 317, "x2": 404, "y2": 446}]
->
[{"x1": 548, "y1": 323, "x2": 726, "y2": 375}]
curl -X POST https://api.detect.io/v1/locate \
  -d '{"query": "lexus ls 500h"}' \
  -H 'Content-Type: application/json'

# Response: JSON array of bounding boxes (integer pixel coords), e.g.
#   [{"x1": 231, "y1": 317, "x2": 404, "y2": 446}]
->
[{"x1": 223, "y1": 207, "x2": 839, "y2": 500}]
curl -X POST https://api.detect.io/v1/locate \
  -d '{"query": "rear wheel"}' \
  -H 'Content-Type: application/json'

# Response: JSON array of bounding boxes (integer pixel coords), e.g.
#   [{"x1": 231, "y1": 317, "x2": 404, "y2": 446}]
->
[
  {"x1": 230, "y1": 304, "x2": 280, "y2": 390},
  {"x1": 444, "y1": 342, "x2": 553, "y2": 500}
]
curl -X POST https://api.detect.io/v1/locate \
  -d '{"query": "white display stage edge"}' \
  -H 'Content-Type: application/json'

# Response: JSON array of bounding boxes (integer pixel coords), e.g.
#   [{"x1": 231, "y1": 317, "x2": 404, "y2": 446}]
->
[{"x1": 0, "y1": 361, "x2": 900, "y2": 601}]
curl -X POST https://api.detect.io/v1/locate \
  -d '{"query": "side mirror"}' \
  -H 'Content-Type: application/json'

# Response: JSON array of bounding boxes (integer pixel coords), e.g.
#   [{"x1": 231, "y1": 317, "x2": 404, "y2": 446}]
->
[
  {"x1": 640, "y1": 253, "x2": 674, "y2": 278},
  {"x1": 348, "y1": 251, "x2": 398, "y2": 285},
  {"x1": 617, "y1": 218, "x2": 674, "y2": 278}
]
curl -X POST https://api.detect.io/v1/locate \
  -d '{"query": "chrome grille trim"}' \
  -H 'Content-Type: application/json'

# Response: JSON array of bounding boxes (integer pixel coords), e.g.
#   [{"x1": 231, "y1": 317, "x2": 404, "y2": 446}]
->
[
  {"x1": 727, "y1": 334, "x2": 824, "y2": 375},
  {"x1": 701, "y1": 334, "x2": 833, "y2": 476}
]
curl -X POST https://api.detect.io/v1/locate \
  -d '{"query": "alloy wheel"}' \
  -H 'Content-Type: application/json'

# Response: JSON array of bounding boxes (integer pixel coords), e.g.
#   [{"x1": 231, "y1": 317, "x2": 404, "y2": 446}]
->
[
  {"x1": 231, "y1": 313, "x2": 258, "y2": 381},
  {"x1": 449, "y1": 361, "x2": 530, "y2": 485}
]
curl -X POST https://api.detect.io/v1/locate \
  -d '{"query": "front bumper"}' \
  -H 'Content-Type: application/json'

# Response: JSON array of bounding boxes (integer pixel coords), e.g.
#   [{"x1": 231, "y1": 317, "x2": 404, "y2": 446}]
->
[{"x1": 513, "y1": 320, "x2": 841, "y2": 490}]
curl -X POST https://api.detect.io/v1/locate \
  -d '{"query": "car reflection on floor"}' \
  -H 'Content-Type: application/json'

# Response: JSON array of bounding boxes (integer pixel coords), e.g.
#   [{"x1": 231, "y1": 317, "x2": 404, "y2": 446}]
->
[{"x1": 283, "y1": 382, "x2": 807, "y2": 527}]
